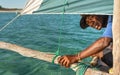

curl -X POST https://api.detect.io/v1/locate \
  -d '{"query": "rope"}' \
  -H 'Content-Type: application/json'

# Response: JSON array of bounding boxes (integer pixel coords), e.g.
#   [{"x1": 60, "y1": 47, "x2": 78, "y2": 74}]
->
[
  {"x1": 77, "y1": 63, "x2": 89, "y2": 75},
  {"x1": 56, "y1": 0, "x2": 69, "y2": 55},
  {"x1": 76, "y1": 57, "x2": 91, "y2": 75},
  {"x1": 76, "y1": 57, "x2": 99, "y2": 75},
  {"x1": 0, "y1": 14, "x2": 20, "y2": 32},
  {"x1": 76, "y1": 63, "x2": 99, "y2": 75},
  {"x1": 52, "y1": 0, "x2": 69, "y2": 63},
  {"x1": 50, "y1": 1, "x2": 98, "y2": 75}
]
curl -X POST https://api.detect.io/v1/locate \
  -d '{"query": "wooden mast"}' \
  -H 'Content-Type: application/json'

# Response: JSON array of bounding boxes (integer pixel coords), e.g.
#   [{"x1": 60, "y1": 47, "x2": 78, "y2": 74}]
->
[{"x1": 112, "y1": 0, "x2": 120, "y2": 75}]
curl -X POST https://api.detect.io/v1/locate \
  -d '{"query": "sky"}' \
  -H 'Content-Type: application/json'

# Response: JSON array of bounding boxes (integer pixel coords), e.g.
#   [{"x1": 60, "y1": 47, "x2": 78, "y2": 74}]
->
[{"x1": 0, "y1": 0, "x2": 27, "y2": 8}]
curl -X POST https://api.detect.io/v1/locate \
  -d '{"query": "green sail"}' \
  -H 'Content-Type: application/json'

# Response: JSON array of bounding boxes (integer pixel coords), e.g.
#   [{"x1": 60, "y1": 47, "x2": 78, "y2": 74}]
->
[{"x1": 33, "y1": 0, "x2": 113, "y2": 15}]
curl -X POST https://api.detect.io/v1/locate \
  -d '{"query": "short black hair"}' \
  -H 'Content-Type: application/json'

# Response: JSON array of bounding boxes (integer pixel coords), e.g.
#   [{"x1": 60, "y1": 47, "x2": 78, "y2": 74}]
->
[{"x1": 80, "y1": 16, "x2": 89, "y2": 29}]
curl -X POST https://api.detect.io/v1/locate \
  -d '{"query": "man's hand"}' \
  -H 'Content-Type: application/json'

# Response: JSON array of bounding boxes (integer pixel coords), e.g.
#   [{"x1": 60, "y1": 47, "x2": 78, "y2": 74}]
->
[{"x1": 58, "y1": 55, "x2": 79, "y2": 68}]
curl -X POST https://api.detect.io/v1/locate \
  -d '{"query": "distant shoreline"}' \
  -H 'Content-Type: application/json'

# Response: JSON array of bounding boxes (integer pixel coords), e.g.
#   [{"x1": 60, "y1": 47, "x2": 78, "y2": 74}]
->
[
  {"x1": 0, "y1": 8, "x2": 22, "y2": 13},
  {"x1": 0, "y1": 6, "x2": 22, "y2": 12}
]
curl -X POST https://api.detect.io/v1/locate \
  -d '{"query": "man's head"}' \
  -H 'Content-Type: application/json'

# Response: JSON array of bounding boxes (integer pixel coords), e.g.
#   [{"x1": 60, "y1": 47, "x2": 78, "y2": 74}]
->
[{"x1": 80, "y1": 15, "x2": 108, "y2": 30}]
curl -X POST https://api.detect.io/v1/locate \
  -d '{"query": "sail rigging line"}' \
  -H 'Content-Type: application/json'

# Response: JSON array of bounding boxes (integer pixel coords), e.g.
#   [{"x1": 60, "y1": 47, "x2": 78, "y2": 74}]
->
[
  {"x1": 0, "y1": 0, "x2": 43, "y2": 32},
  {"x1": 0, "y1": 14, "x2": 20, "y2": 32},
  {"x1": 52, "y1": 0, "x2": 69, "y2": 64}
]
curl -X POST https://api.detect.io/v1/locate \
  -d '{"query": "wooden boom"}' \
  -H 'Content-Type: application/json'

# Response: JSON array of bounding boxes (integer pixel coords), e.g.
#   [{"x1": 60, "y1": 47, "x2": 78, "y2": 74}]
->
[{"x1": 0, "y1": 41, "x2": 110, "y2": 75}]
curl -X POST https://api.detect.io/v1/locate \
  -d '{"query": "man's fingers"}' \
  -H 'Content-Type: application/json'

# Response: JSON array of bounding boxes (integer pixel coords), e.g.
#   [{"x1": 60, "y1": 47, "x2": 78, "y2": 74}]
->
[
  {"x1": 58, "y1": 56, "x2": 64, "y2": 63},
  {"x1": 58, "y1": 57, "x2": 66, "y2": 66},
  {"x1": 60, "y1": 59, "x2": 65, "y2": 65},
  {"x1": 57, "y1": 55, "x2": 71, "y2": 68},
  {"x1": 62, "y1": 60, "x2": 67, "y2": 66},
  {"x1": 66, "y1": 61, "x2": 71, "y2": 68}
]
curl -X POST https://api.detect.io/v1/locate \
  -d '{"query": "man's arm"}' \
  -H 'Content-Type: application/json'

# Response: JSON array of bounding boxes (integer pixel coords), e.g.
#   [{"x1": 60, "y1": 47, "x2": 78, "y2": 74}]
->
[
  {"x1": 78, "y1": 37, "x2": 112, "y2": 59},
  {"x1": 58, "y1": 37, "x2": 112, "y2": 68}
]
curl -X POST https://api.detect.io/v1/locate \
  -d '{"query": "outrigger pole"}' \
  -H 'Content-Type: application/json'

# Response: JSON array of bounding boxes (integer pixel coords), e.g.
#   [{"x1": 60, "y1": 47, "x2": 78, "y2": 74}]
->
[{"x1": 0, "y1": 41, "x2": 110, "y2": 75}]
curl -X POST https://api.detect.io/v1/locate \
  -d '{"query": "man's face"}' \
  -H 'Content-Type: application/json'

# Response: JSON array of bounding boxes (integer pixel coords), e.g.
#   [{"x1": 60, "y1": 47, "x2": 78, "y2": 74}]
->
[{"x1": 85, "y1": 16, "x2": 103, "y2": 30}]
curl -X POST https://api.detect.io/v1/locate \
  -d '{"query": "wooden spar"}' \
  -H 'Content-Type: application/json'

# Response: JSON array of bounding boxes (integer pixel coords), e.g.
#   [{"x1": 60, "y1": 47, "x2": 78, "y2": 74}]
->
[
  {"x1": 112, "y1": 0, "x2": 120, "y2": 75},
  {"x1": 0, "y1": 41, "x2": 110, "y2": 75},
  {"x1": 0, "y1": 41, "x2": 55, "y2": 63}
]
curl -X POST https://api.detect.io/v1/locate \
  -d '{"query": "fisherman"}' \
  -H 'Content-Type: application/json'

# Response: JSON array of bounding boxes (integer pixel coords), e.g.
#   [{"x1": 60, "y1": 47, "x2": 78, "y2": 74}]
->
[{"x1": 58, "y1": 15, "x2": 113, "y2": 70}]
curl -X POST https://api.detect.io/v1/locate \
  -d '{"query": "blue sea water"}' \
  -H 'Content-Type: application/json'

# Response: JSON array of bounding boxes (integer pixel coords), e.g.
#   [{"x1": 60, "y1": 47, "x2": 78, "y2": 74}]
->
[{"x1": 0, "y1": 12, "x2": 104, "y2": 75}]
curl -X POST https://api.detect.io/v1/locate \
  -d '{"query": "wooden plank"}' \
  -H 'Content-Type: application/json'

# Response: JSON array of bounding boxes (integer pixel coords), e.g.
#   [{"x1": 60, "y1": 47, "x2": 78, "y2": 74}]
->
[
  {"x1": 84, "y1": 68, "x2": 110, "y2": 75},
  {"x1": 112, "y1": 0, "x2": 120, "y2": 74},
  {"x1": 0, "y1": 41, "x2": 111, "y2": 75}
]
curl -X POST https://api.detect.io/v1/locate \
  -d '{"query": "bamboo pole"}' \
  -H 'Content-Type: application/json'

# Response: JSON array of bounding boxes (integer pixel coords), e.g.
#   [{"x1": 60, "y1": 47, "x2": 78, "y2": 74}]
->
[
  {"x1": 0, "y1": 41, "x2": 110, "y2": 75},
  {"x1": 112, "y1": 0, "x2": 120, "y2": 75}
]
